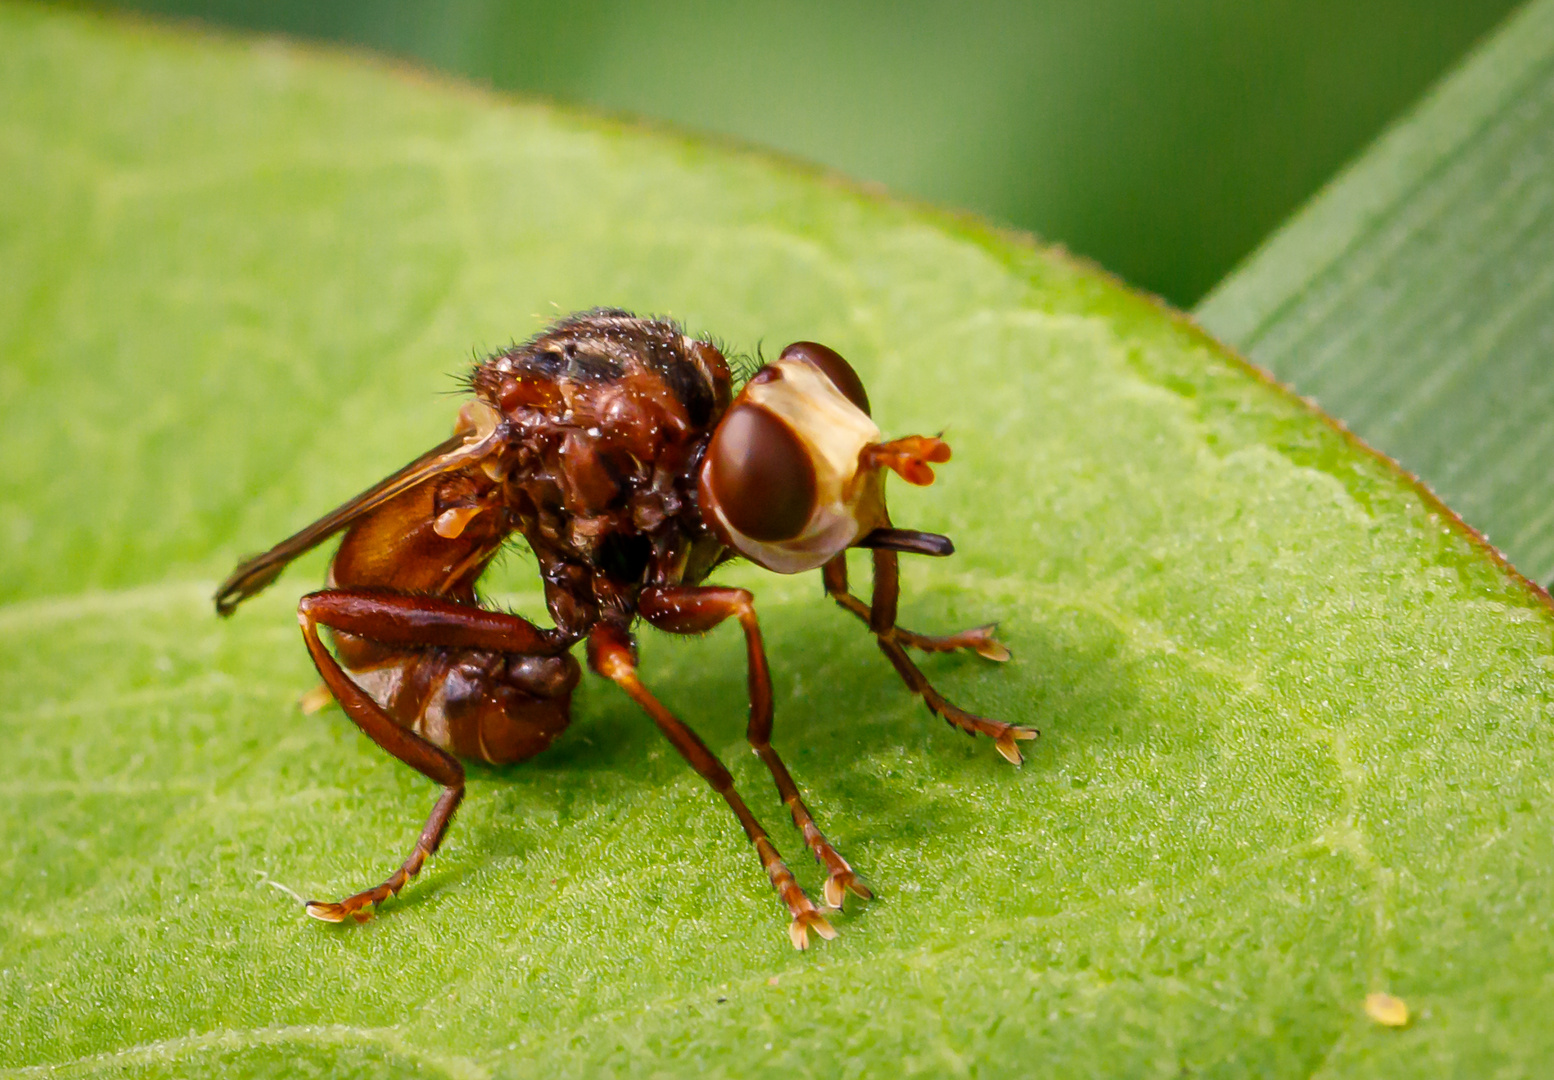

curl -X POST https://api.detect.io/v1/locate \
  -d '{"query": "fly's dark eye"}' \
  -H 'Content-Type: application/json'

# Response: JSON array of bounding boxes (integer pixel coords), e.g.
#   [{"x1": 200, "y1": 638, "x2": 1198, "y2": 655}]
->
[
  {"x1": 780, "y1": 341, "x2": 870, "y2": 415},
  {"x1": 706, "y1": 404, "x2": 817, "y2": 542}
]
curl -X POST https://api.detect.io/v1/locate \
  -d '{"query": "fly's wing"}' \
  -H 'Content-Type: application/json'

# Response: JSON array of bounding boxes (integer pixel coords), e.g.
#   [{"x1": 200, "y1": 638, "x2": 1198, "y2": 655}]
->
[{"x1": 214, "y1": 429, "x2": 502, "y2": 615}]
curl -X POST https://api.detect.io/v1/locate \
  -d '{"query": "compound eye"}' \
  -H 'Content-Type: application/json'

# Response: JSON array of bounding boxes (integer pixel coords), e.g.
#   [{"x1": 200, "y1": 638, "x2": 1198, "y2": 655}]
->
[
  {"x1": 705, "y1": 404, "x2": 817, "y2": 542},
  {"x1": 779, "y1": 341, "x2": 870, "y2": 415}
]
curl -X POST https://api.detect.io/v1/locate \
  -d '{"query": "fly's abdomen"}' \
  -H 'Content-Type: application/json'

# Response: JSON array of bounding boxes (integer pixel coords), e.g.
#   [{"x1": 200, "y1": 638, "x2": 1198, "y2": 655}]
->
[{"x1": 349, "y1": 648, "x2": 579, "y2": 765}]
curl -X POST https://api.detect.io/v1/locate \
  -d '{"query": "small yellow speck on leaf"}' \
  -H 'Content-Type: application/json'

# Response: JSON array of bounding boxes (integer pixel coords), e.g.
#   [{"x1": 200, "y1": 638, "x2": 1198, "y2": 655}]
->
[{"x1": 1365, "y1": 992, "x2": 1409, "y2": 1027}]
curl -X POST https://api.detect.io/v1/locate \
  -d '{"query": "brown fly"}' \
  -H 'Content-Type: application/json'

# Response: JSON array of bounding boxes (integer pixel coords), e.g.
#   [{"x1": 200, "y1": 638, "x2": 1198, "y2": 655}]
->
[{"x1": 215, "y1": 309, "x2": 1032, "y2": 948}]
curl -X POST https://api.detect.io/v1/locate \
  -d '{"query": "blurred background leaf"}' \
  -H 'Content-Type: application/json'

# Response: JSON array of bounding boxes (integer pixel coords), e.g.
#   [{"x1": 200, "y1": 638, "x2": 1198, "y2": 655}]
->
[
  {"x1": 81, "y1": 0, "x2": 1517, "y2": 307},
  {"x1": 1198, "y1": 0, "x2": 1554, "y2": 589}
]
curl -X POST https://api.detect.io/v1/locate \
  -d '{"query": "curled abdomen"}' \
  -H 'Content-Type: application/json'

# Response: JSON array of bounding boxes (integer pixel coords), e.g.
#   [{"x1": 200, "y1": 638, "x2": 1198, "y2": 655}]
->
[{"x1": 349, "y1": 647, "x2": 579, "y2": 765}]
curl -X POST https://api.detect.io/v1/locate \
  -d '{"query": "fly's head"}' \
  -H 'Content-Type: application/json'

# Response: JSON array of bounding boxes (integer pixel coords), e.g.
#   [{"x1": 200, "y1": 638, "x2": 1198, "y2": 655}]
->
[{"x1": 696, "y1": 342, "x2": 953, "y2": 574}]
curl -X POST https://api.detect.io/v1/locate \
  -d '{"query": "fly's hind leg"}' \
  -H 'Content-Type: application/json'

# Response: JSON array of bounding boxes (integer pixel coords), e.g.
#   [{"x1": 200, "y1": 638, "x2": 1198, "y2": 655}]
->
[
  {"x1": 587, "y1": 621, "x2": 836, "y2": 949},
  {"x1": 823, "y1": 550, "x2": 1036, "y2": 764},
  {"x1": 294, "y1": 589, "x2": 572, "y2": 922}
]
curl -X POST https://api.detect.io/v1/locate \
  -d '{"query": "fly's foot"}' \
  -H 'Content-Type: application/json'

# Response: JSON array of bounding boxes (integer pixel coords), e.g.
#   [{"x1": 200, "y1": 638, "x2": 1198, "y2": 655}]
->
[
  {"x1": 895, "y1": 623, "x2": 1010, "y2": 663},
  {"x1": 993, "y1": 725, "x2": 1041, "y2": 765},
  {"x1": 823, "y1": 866, "x2": 873, "y2": 910},
  {"x1": 790, "y1": 907, "x2": 837, "y2": 951},
  {"x1": 933, "y1": 695, "x2": 1039, "y2": 765},
  {"x1": 876, "y1": 636, "x2": 1036, "y2": 763},
  {"x1": 305, "y1": 898, "x2": 375, "y2": 924},
  {"x1": 304, "y1": 844, "x2": 429, "y2": 924},
  {"x1": 758, "y1": 837, "x2": 836, "y2": 949},
  {"x1": 794, "y1": 819, "x2": 872, "y2": 909}
]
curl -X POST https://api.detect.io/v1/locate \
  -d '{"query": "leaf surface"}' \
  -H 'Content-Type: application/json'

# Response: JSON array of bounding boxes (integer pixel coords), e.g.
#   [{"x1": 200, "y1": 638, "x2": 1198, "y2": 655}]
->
[
  {"x1": 1198, "y1": 0, "x2": 1554, "y2": 587},
  {"x1": 2, "y1": 6, "x2": 1552, "y2": 1077}
]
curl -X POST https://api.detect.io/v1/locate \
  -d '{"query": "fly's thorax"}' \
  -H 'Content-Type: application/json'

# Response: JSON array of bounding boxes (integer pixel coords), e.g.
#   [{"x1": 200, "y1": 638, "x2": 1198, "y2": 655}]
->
[
  {"x1": 471, "y1": 311, "x2": 732, "y2": 435},
  {"x1": 698, "y1": 354, "x2": 888, "y2": 574},
  {"x1": 468, "y1": 315, "x2": 736, "y2": 527}
]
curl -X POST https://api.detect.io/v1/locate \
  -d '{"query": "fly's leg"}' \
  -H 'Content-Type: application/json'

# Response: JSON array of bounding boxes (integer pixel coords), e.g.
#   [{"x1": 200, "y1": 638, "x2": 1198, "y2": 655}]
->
[
  {"x1": 822, "y1": 550, "x2": 1037, "y2": 764},
  {"x1": 822, "y1": 552, "x2": 1009, "y2": 660},
  {"x1": 640, "y1": 586, "x2": 870, "y2": 912},
  {"x1": 587, "y1": 622, "x2": 835, "y2": 949},
  {"x1": 297, "y1": 595, "x2": 461, "y2": 923},
  {"x1": 294, "y1": 590, "x2": 573, "y2": 923},
  {"x1": 843, "y1": 438, "x2": 1009, "y2": 661}
]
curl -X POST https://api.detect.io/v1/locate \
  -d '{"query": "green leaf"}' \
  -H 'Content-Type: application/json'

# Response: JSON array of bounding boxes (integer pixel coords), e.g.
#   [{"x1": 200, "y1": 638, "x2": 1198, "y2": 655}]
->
[
  {"x1": 2, "y1": 6, "x2": 1551, "y2": 1077},
  {"x1": 1197, "y1": 0, "x2": 1554, "y2": 588}
]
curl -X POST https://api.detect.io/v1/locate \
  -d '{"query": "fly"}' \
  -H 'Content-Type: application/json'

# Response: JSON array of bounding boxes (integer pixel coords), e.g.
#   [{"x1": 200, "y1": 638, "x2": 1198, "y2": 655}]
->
[{"x1": 215, "y1": 309, "x2": 1032, "y2": 948}]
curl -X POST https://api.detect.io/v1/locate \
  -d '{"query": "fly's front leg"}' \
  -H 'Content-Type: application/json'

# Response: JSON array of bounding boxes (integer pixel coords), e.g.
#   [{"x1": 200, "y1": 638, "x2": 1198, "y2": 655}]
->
[
  {"x1": 586, "y1": 622, "x2": 835, "y2": 949},
  {"x1": 294, "y1": 590, "x2": 572, "y2": 923},
  {"x1": 823, "y1": 550, "x2": 1037, "y2": 764},
  {"x1": 639, "y1": 586, "x2": 870, "y2": 911},
  {"x1": 822, "y1": 552, "x2": 1009, "y2": 660}
]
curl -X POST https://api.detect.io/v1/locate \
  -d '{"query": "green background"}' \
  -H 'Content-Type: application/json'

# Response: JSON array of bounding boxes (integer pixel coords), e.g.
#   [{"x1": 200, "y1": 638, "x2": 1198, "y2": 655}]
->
[
  {"x1": 5, "y1": 3, "x2": 1554, "y2": 1076},
  {"x1": 81, "y1": 0, "x2": 1518, "y2": 306},
  {"x1": 1197, "y1": 0, "x2": 1554, "y2": 589}
]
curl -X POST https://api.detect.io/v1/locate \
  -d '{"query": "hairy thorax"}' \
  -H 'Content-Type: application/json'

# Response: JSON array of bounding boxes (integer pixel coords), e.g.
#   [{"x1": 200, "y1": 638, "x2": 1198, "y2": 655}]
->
[{"x1": 470, "y1": 312, "x2": 734, "y2": 633}]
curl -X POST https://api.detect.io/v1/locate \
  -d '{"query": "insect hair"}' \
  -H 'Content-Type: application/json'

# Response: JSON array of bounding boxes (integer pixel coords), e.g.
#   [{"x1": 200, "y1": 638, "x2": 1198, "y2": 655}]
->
[
  {"x1": 457, "y1": 341, "x2": 516, "y2": 394},
  {"x1": 447, "y1": 311, "x2": 766, "y2": 396},
  {"x1": 723, "y1": 338, "x2": 763, "y2": 388}
]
